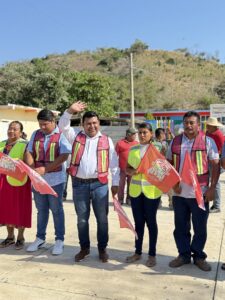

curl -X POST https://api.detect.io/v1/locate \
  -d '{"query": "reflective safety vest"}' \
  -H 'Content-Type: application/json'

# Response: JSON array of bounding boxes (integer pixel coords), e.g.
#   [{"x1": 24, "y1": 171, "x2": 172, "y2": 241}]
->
[
  {"x1": 32, "y1": 129, "x2": 62, "y2": 172},
  {"x1": 171, "y1": 132, "x2": 209, "y2": 186},
  {"x1": 0, "y1": 139, "x2": 28, "y2": 186},
  {"x1": 68, "y1": 131, "x2": 109, "y2": 184},
  {"x1": 128, "y1": 144, "x2": 162, "y2": 199}
]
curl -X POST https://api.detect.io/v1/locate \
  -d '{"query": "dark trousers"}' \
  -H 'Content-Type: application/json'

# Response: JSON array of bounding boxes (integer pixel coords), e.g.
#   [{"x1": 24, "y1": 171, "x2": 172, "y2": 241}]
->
[
  {"x1": 173, "y1": 196, "x2": 209, "y2": 261},
  {"x1": 130, "y1": 193, "x2": 160, "y2": 256}
]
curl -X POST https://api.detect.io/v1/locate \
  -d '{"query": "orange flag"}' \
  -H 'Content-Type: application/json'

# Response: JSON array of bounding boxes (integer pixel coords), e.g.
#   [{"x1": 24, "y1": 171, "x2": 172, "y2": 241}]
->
[
  {"x1": 137, "y1": 144, "x2": 180, "y2": 193},
  {"x1": 181, "y1": 151, "x2": 205, "y2": 210},
  {"x1": 18, "y1": 160, "x2": 58, "y2": 197},
  {"x1": 0, "y1": 152, "x2": 26, "y2": 181},
  {"x1": 113, "y1": 197, "x2": 138, "y2": 239}
]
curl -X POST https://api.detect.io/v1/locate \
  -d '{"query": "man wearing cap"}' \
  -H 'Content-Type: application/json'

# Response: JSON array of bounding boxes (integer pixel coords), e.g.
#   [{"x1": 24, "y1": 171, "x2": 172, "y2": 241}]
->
[
  {"x1": 206, "y1": 117, "x2": 224, "y2": 213},
  {"x1": 115, "y1": 128, "x2": 138, "y2": 205}
]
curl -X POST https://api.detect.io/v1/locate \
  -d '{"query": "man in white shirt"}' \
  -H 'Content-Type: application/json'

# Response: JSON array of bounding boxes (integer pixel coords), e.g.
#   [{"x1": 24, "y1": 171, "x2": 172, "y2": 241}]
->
[
  {"x1": 167, "y1": 111, "x2": 219, "y2": 272},
  {"x1": 58, "y1": 101, "x2": 119, "y2": 263}
]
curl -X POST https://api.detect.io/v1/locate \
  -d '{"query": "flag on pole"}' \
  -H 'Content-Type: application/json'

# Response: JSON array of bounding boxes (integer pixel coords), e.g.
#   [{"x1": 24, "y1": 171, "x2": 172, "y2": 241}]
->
[
  {"x1": 0, "y1": 152, "x2": 26, "y2": 181},
  {"x1": 113, "y1": 196, "x2": 138, "y2": 239},
  {"x1": 137, "y1": 143, "x2": 181, "y2": 193},
  {"x1": 18, "y1": 160, "x2": 58, "y2": 197},
  {"x1": 181, "y1": 151, "x2": 205, "y2": 210}
]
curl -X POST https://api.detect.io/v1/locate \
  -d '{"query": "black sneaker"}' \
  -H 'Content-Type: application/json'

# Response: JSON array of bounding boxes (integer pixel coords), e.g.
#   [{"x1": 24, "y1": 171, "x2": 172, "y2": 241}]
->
[{"x1": 209, "y1": 207, "x2": 220, "y2": 213}]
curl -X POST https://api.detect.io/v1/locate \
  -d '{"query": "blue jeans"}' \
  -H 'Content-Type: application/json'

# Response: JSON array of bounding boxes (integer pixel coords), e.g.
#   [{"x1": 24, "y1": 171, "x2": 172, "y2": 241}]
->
[
  {"x1": 130, "y1": 193, "x2": 160, "y2": 256},
  {"x1": 173, "y1": 196, "x2": 209, "y2": 261},
  {"x1": 33, "y1": 183, "x2": 65, "y2": 241},
  {"x1": 72, "y1": 178, "x2": 109, "y2": 250}
]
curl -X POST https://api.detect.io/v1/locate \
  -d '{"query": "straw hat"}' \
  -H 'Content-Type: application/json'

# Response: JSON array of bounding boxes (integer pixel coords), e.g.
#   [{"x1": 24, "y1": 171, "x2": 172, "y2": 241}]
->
[{"x1": 206, "y1": 117, "x2": 223, "y2": 127}]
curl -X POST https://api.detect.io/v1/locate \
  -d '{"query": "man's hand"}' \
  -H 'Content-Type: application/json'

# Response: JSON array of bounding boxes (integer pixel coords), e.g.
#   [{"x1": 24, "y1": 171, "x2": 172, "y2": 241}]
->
[
  {"x1": 173, "y1": 182, "x2": 182, "y2": 194},
  {"x1": 111, "y1": 186, "x2": 118, "y2": 197},
  {"x1": 34, "y1": 166, "x2": 46, "y2": 176},
  {"x1": 67, "y1": 101, "x2": 87, "y2": 114},
  {"x1": 204, "y1": 186, "x2": 215, "y2": 202},
  {"x1": 126, "y1": 166, "x2": 138, "y2": 176}
]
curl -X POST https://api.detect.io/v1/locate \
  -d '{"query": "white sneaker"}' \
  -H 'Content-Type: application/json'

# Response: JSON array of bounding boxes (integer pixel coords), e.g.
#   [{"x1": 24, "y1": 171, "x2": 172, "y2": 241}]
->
[
  {"x1": 52, "y1": 240, "x2": 64, "y2": 255},
  {"x1": 26, "y1": 238, "x2": 45, "y2": 252}
]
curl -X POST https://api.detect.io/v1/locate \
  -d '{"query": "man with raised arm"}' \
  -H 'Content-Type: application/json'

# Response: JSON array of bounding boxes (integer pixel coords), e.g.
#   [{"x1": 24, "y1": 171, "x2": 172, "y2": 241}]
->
[{"x1": 58, "y1": 101, "x2": 119, "y2": 263}]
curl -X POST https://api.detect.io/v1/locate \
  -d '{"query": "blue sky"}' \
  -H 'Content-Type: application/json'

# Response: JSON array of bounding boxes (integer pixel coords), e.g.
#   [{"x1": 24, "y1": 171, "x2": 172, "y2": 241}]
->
[{"x1": 1, "y1": 0, "x2": 225, "y2": 65}]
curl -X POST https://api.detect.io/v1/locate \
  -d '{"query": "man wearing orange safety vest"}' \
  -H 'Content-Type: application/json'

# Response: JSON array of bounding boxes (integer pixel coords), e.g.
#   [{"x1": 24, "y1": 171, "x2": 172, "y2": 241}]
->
[
  {"x1": 58, "y1": 101, "x2": 119, "y2": 263},
  {"x1": 25, "y1": 109, "x2": 72, "y2": 255},
  {"x1": 167, "y1": 111, "x2": 220, "y2": 272}
]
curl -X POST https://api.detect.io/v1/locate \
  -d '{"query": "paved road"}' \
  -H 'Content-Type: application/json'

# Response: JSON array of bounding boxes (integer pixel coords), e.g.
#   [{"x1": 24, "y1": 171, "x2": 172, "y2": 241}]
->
[{"x1": 0, "y1": 175, "x2": 225, "y2": 300}]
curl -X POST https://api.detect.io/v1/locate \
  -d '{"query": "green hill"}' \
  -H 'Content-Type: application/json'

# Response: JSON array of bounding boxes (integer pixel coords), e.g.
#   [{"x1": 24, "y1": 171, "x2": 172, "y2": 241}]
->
[{"x1": 1, "y1": 40, "x2": 225, "y2": 115}]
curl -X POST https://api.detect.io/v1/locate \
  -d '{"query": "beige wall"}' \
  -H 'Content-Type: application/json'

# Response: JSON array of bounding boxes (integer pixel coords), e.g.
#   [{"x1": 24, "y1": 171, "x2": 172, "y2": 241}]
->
[{"x1": 0, "y1": 109, "x2": 39, "y2": 141}]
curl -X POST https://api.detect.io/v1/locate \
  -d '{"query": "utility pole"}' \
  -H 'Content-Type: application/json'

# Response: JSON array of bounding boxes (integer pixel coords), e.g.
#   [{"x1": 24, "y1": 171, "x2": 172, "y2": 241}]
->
[{"x1": 130, "y1": 52, "x2": 135, "y2": 128}]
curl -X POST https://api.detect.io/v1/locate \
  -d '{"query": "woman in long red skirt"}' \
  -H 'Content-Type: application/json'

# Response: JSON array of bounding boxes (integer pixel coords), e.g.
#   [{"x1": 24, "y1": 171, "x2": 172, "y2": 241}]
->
[{"x1": 0, "y1": 121, "x2": 32, "y2": 250}]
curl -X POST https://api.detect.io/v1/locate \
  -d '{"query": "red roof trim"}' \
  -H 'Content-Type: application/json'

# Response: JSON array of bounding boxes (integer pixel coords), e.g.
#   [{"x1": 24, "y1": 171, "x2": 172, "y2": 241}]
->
[{"x1": 119, "y1": 110, "x2": 210, "y2": 118}]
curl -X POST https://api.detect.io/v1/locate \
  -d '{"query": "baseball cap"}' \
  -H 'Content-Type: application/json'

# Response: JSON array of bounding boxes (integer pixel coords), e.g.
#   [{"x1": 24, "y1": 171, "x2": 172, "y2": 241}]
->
[{"x1": 126, "y1": 127, "x2": 138, "y2": 135}]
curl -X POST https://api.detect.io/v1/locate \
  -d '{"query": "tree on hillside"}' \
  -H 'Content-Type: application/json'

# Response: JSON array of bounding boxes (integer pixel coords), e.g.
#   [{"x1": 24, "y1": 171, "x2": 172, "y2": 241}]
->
[
  {"x1": 127, "y1": 39, "x2": 149, "y2": 54},
  {"x1": 61, "y1": 71, "x2": 116, "y2": 116},
  {"x1": 214, "y1": 81, "x2": 225, "y2": 101},
  {"x1": 31, "y1": 72, "x2": 68, "y2": 109},
  {"x1": 0, "y1": 62, "x2": 68, "y2": 109},
  {"x1": 0, "y1": 63, "x2": 37, "y2": 106}
]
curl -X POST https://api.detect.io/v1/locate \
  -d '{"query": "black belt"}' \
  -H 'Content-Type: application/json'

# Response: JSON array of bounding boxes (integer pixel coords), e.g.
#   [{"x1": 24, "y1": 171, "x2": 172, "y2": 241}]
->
[{"x1": 75, "y1": 177, "x2": 99, "y2": 183}]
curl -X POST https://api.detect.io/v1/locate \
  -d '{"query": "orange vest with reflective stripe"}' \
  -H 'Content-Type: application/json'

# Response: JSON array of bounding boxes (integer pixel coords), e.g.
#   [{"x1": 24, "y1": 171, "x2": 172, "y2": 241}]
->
[
  {"x1": 171, "y1": 132, "x2": 209, "y2": 186},
  {"x1": 68, "y1": 131, "x2": 109, "y2": 184},
  {"x1": 32, "y1": 129, "x2": 62, "y2": 172}
]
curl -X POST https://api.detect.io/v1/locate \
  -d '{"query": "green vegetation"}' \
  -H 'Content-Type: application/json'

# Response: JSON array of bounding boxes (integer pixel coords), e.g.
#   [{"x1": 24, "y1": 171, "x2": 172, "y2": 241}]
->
[{"x1": 0, "y1": 40, "x2": 225, "y2": 116}]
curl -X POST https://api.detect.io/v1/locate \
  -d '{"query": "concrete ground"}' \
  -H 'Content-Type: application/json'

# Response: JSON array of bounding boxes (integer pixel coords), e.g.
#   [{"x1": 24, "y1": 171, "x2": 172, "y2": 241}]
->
[{"x1": 0, "y1": 175, "x2": 225, "y2": 300}]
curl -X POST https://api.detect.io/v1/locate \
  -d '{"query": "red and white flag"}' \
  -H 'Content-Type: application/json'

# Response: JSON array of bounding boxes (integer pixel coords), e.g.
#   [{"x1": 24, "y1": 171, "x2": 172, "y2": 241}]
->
[
  {"x1": 137, "y1": 143, "x2": 181, "y2": 193},
  {"x1": 181, "y1": 151, "x2": 205, "y2": 210},
  {"x1": 0, "y1": 152, "x2": 26, "y2": 181},
  {"x1": 113, "y1": 196, "x2": 138, "y2": 239},
  {"x1": 18, "y1": 160, "x2": 58, "y2": 197},
  {"x1": 0, "y1": 153, "x2": 57, "y2": 197}
]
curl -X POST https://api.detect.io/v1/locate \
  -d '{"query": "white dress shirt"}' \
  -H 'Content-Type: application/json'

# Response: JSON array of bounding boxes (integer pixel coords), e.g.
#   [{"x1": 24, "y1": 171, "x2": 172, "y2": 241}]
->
[
  {"x1": 167, "y1": 133, "x2": 219, "y2": 198},
  {"x1": 58, "y1": 111, "x2": 120, "y2": 186}
]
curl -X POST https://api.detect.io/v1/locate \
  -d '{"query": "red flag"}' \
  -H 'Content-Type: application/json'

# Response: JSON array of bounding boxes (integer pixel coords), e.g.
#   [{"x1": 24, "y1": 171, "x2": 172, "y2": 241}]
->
[
  {"x1": 113, "y1": 197, "x2": 138, "y2": 239},
  {"x1": 137, "y1": 144, "x2": 181, "y2": 193},
  {"x1": 0, "y1": 152, "x2": 26, "y2": 181},
  {"x1": 18, "y1": 160, "x2": 58, "y2": 197},
  {"x1": 181, "y1": 151, "x2": 205, "y2": 210}
]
